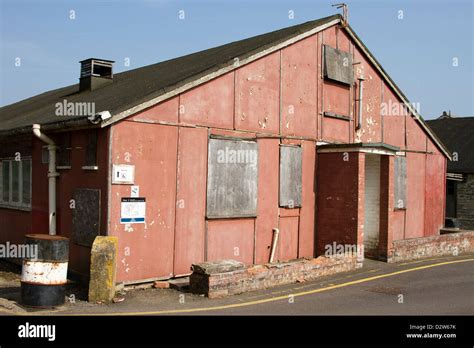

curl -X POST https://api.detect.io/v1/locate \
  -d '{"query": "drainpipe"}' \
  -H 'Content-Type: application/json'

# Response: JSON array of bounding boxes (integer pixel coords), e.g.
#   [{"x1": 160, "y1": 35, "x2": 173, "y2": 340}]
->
[
  {"x1": 32, "y1": 124, "x2": 59, "y2": 235},
  {"x1": 269, "y1": 228, "x2": 280, "y2": 263},
  {"x1": 356, "y1": 77, "x2": 365, "y2": 130}
]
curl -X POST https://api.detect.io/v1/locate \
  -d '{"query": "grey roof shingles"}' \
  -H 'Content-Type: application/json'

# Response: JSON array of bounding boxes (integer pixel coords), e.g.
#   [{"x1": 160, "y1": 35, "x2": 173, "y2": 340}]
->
[
  {"x1": 426, "y1": 117, "x2": 474, "y2": 173},
  {"x1": 0, "y1": 14, "x2": 340, "y2": 134}
]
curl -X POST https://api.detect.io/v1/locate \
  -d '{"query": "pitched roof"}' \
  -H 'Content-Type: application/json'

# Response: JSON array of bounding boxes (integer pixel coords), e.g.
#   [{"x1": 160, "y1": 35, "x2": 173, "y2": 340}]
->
[
  {"x1": 0, "y1": 15, "x2": 339, "y2": 134},
  {"x1": 0, "y1": 13, "x2": 450, "y2": 159},
  {"x1": 426, "y1": 117, "x2": 474, "y2": 173}
]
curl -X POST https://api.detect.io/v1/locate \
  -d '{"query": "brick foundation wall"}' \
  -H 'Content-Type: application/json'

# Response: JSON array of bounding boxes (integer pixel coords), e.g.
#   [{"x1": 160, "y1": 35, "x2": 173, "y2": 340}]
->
[
  {"x1": 388, "y1": 231, "x2": 474, "y2": 263},
  {"x1": 190, "y1": 256, "x2": 360, "y2": 298}
]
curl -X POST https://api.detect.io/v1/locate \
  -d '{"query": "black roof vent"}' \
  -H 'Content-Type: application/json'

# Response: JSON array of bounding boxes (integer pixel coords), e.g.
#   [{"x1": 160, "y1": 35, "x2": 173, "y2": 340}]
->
[{"x1": 79, "y1": 58, "x2": 115, "y2": 92}]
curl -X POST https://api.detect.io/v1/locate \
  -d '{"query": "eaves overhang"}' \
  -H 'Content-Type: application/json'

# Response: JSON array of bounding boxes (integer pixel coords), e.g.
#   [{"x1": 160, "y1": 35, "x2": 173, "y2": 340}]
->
[{"x1": 317, "y1": 142, "x2": 400, "y2": 156}]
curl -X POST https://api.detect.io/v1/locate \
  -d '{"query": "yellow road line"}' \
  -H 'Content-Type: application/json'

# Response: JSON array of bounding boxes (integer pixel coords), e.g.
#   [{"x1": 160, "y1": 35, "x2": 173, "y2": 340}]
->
[
  {"x1": 20, "y1": 257, "x2": 471, "y2": 316},
  {"x1": 398, "y1": 257, "x2": 449, "y2": 266}
]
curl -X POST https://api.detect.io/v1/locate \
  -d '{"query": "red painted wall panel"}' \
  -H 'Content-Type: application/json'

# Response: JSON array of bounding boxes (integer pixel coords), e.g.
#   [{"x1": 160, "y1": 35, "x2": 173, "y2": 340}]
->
[
  {"x1": 0, "y1": 209, "x2": 31, "y2": 245},
  {"x1": 130, "y1": 96, "x2": 178, "y2": 124},
  {"x1": 424, "y1": 153, "x2": 445, "y2": 237},
  {"x1": 110, "y1": 121, "x2": 178, "y2": 282},
  {"x1": 179, "y1": 73, "x2": 234, "y2": 128},
  {"x1": 174, "y1": 127, "x2": 208, "y2": 275},
  {"x1": 210, "y1": 128, "x2": 255, "y2": 138},
  {"x1": 324, "y1": 82, "x2": 351, "y2": 117},
  {"x1": 354, "y1": 47, "x2": 382, "y2": 143},
  {"x1": 278, "y1": 216, "x2": 299, "y2": 261},
  {"x1": 406, "y1": 116, "x2": 427, "y2": 152},
  {"x1": 281, "y1": 36, "x2": 318, "y2": 138},
  {"x1": 382, "y1": 85, "x2": 406, "y2": 148},
  {"x1": 337, "y1": 27, "x2": 351, "y2": 52},
  {"x1": 323, "y1": 25, "x2": 337, "y2": 48},
  {"x1": 207, "y1": 219, "x2": 255, "y2": 265},
  {"x1": 405, "y1": 153, "x2": 426, "y2": 239},
  {"x1": 235, "y1": 52, "x2": 280, "y2": 134},
  {"x1": 298, "y1": 140, "x2": 316, "y2": 258},
  {"x1": 322, "y1": 117, "x2": 350, "y2": 143},
  {"x1": 255, "y1": 138, "x2": 279, "y2": 264},
  {"x1": 279, "y1": 208, "x2": 300, "y2": 217},
  {"x1": 392, "y1": 211, "x2": 406, "y2": 241}
]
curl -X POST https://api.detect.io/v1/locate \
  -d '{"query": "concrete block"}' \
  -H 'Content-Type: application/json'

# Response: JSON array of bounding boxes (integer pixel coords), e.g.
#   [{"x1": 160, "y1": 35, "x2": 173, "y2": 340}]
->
[
  {"x1": 191, "y1": 259, "x2": 245, "y2": 274},
  {"x1": 153, "y1": 281, "x2": 170, "y2": 289},
  {"x1": 88, "y1": 236, "x2": 118, "y2": 303}
]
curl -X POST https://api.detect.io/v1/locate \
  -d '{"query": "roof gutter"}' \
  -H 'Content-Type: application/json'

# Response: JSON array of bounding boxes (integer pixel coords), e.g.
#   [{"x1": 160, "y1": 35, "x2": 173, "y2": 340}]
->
[
  {"x1": 0, "y1": 117, "x2": 95, "y2": 137},
  {"x1": 32, "y1": 124, "x2": 59, "y2": 236}
]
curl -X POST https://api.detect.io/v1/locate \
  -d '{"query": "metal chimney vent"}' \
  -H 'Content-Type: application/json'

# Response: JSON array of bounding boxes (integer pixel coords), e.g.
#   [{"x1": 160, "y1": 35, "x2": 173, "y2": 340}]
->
[{"x1": 79, "y1": 58, "x2": 115, "y2": 92}]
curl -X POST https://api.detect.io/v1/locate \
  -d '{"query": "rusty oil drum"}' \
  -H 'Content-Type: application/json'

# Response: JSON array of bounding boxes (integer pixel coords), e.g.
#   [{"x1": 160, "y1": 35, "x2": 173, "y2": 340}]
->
[{"x1": 20, "y1": 234, "x2": 69, "y2": 307}]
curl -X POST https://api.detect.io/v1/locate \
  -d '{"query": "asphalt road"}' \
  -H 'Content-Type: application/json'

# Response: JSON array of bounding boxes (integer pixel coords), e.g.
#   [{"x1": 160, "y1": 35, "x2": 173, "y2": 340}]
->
[
  {"x1": 0, "y1": 255, "x2": 473, "y2": 316},
  {"x1": 199, "y1": 257, "x2": 474, "y2": 315}
]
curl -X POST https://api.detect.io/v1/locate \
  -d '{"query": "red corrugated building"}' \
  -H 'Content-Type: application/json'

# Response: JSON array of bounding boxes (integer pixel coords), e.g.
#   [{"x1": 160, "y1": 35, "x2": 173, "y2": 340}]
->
[{"x1": 0, "y1": 14, "x2": 450, "y2": 284}]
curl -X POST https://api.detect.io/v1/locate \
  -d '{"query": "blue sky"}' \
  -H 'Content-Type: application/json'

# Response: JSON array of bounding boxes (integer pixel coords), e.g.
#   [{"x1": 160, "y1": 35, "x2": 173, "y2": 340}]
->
[{"x1": 0, "y1": 0, "x2": 472, "y2": 119}]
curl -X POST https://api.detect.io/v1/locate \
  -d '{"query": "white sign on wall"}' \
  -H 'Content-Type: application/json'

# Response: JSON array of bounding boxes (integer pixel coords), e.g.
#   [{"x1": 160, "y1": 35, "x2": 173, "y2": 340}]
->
[
  {"x1": 112, "y1": 164, "x2": 135, "y2": 184},
  {"x1": 131, "y1": 185, "x2": 139, "y2": 197},
  {"x1": 120, "y1": 197, "x2": 146, "y2": 224}
]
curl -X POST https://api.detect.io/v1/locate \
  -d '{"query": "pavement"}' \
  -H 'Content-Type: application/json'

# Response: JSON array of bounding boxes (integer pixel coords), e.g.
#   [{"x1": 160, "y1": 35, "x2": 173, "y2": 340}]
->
[{"x1": 0, "y1": 253, "x2": 473, "y2": 316}]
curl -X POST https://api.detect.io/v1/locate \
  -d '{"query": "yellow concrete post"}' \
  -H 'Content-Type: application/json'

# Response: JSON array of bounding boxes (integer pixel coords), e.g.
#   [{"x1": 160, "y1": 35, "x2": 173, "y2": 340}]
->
[{"x1": 88, "y1": 236, "x2": 118, "y2": 302}]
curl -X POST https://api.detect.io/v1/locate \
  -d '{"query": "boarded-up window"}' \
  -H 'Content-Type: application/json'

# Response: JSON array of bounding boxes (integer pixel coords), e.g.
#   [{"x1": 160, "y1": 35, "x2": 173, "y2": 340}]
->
[
  {"x1": 206, "y1": 138, "x2": 258, "y2": 218},
  {"x1": 85, "y1": 129, "x2": 98, "y2": 167},
  {"x1": 394, "y1": 156, "x2": 407, "y2": 209},
  {"x1": 72, "y1": 188, "x2": 101, "y2": 246},
  {"x1": 279, "y1": 145, "x2": 302, "y2": 207},
  {"x1": 323, "y1": 45, "x2": 353, "y2": 85}
]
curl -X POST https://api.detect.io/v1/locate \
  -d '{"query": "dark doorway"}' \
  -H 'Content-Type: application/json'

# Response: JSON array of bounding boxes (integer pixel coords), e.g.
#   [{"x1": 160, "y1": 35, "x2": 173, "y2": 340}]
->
[{"x1": 446, "y1": 180, "x2": 457, "y2": 218}]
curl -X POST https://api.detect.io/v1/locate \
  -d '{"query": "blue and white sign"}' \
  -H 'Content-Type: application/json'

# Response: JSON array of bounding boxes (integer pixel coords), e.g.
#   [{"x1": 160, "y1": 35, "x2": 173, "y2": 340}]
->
[{"x1": 120, "y1": 197, "x2": 146, "y2": 224}]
